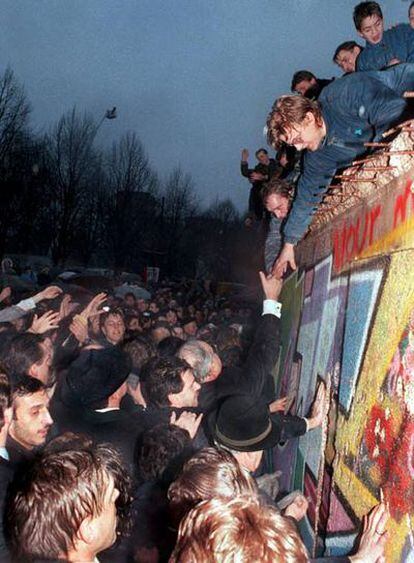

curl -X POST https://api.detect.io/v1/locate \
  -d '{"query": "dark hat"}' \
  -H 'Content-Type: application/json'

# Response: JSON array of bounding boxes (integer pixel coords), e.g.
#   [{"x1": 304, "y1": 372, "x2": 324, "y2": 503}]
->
[
  {"x1": 62, "y1": 347, "x2": 132, "y2": 408},
  {"x1": 209, "y1": 394, "x2": 282, "y2": 452}
]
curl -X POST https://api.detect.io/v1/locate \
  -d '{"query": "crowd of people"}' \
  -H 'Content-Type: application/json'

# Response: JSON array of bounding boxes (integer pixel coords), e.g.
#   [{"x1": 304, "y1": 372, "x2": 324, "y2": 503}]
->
[
  {"x1": 241, "y1": 1, "x2": 414, "y2": 279},
  {"x1": 0, "y1": 266, "x2": 389, "y2": 562},
  {"x1": 0, "y1": 1, "x2": 410, "y2": 561}
]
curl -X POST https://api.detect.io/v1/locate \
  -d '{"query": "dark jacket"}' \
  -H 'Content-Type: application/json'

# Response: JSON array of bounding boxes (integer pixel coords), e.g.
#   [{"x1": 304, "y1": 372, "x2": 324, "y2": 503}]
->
[
  {"x1": 357, "y1": 24, "x2": 414, "y2": 71},
  {"x1": 241, "y1": 158, "x2": 281, "y2": 220},
  {"x1": 284, "y1": 70, "x2": 408, "y2": 244},
  {"x1": 206, "y1": 312, "x2": 307, "y2": 442},
  {"x1": 0, "y1": 457, "x2": 13, "y2": 562}
]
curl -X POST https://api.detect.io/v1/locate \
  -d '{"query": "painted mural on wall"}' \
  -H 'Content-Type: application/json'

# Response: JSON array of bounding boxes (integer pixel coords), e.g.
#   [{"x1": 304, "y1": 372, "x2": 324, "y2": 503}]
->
[{"x1": 271, "y1": 171, "x2": 414, "y2": 561}]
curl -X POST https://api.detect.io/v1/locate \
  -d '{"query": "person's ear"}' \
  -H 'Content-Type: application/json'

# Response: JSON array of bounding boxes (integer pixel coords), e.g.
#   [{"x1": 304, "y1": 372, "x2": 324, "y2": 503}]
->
[
  {"x1": 304, "y1": 111, "x2": 316, "y2": 126},
  {"x1": 78, "y1": 517, "x2": 95, "y2": 546}
]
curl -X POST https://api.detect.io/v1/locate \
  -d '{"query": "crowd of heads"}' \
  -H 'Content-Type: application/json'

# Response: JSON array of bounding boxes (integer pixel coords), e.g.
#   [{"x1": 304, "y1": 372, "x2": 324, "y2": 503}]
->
[{"x1": 0, "y1": 273, "x2": 329, "y2": 561}]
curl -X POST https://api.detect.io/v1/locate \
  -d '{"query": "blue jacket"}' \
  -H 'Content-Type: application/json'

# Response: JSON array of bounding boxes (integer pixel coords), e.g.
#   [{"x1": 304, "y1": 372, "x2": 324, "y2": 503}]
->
[
  {"x1": 357, "y1": 24, "x2": 414, "y2": 71},
  {"x1": 284, "y1": 71, "x2": 407, "y2": 245}
]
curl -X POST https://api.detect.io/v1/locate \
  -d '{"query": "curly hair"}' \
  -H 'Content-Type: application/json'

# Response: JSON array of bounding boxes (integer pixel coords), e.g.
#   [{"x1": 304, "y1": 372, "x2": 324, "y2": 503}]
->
[
  {"x1": 262, "y1": 177, "x2": 294, "y2": 204},
  {"x1": 266, "y1": 95, "x2": 322, "y2": 150},
  {"x1": 170, "y1": 496, "x2": 309, "y2": 563}
]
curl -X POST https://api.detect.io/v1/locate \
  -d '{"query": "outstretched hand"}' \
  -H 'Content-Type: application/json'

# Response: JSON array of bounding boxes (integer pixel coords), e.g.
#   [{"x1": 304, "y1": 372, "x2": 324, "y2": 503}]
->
[
  {"x1": 271, "y1": 243, "x2": 296, "y2": 279},
  {"x1": 259, "y1": 271, "x2": 283, "y2": 301}
]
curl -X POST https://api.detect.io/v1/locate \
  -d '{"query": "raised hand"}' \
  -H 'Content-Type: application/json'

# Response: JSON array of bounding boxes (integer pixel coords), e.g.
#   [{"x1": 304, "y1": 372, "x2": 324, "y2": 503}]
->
[
  {"x1": 35, "y1": 286, "x2": 63, "y2": 302},
  {"x1": 81, "y1": 292, "x2": 107, "y2": 319},
  {"x1": 29, "y1": 310, "x2": 60, "y2": 334},
  {"x1": 259, "y1": 271, "x2": 283, "y2": 301}
]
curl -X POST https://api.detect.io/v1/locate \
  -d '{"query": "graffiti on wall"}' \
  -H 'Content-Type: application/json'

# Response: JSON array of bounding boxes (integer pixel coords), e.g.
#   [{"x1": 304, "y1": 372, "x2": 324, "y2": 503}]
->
[{"x1": 271, "y1": 171, "x2": 414, "y2": 560}]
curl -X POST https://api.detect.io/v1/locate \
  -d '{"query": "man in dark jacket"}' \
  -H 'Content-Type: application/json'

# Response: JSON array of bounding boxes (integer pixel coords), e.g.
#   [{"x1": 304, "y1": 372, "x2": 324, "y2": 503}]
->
[
  {"x1": 240, "y1": 148, "x2": 281, "y2": 222},
  {"x1": 54, "y1": 345, "x2": 145, "y2": 471},
  {"x1": 266, "y1": 65, "x2": 414, "y2": 278}
]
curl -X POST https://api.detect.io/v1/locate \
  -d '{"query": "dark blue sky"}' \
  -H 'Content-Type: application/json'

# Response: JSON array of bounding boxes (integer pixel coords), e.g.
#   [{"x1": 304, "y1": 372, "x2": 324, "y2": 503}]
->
[{"x1": 3, "y1": 0, "x2": 410, "y2": 211}]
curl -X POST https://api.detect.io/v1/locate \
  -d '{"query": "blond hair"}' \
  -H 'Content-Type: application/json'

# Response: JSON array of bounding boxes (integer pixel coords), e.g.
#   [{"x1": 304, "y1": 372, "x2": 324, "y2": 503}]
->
[{"x1": 170, "y1": 496, "x2": 309, "y2": 563}]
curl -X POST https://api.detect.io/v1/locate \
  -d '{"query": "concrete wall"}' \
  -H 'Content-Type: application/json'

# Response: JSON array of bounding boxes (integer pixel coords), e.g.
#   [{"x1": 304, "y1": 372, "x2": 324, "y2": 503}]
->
[{"x1": 270, "y1": 171, "x2": 414, "y2": 560}]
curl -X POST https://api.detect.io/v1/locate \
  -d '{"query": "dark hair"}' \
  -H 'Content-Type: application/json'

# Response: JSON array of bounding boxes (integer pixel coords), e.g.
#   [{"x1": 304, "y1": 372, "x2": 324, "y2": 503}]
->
[
  {"x1": 158, "y1": 336, "x2": 184, "y2": 357},
  {"x1": 0, "y1": 374, "x2": 11, "y2": 430},
  {"x1": 333, "y1": 40, "x2": 362, "y2": 62},
  {"x1": 136, "y1": 423, "x2": 190, "y2": 481},
  {"x1": 6, "y1": 444, "x2": 131, "y2": 560},
  {"x1": 291, "y1": 70, "x2": 316, "y2": 91},
  {"x1": 11, "y1": 375, "x2": 46, "y2": 403},
  {"x1": 254, "y1": 148, "x2": 268, "y2": 158},
  {"x1": 353, "y1": 1, "x2": 382, "y2": 30},
  {"x1": 216, "y1": 326, "x2": 240, "y2": 353},
  {"x1": 124, "y1": 292, "x2": 136, "y2": 301},
  {"x1": 220, "y1": 346, "x2": 242, "y2": 369},
  {"x1": 99, "y1": 308, "x2": 125, "y2": 329},
  {"x1": 144, "y1": 356, "x2": 190, "y2": 408},
  {"x1": 2, "y1": 333, "x2": 45, "y2": 383},
  {"x1": 122, "y1": 336, "x2": 156, "y2": 373}
]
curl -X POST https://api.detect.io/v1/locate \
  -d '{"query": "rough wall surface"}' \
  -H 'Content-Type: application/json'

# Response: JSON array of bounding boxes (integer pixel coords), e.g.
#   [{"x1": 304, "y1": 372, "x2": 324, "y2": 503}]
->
[{"x1": 270, "y1": 169, "x2": 414, "y2": 560}]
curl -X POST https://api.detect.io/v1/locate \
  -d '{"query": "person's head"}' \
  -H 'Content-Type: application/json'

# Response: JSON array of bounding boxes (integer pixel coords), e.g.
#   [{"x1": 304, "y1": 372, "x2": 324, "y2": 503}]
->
[
  {"x1": 136, "y1": 423, "x2": 190, "y2": 482},
  {"x1": 9, "y1": 376, "x2": 53, "y2": 450},
  {"x1": 144, "y1": 356, "x2": 201, "y2": 409},
  {"x1": 291, "y1": 70, "x2": 318, "y2": 97},
  {"x1": 158, "y1": 335, "x2": 184, "y2": 357},
  {"x1": 410, "y1": 1, "x2": 414, "y2": 28},
  {"x1": 0, "y1": 374, "x2": 12, "y2": 440},
  {"x1": 124, "y1": 292, "x2": 136, "y2": 308},
  {"x1": 149, "y1": 301, "x2": 159, "y2": 314},
  {"x1": 7, "y1": 444, "x2": 131, "y2": 561},
  {"x1": 262, "y1": 177, "x2": 293, "y2": 220},
  {"x1": 216, "y1": 326, "x2": 240, "y2": 352},
  {"x1": 182, "y1": 318, "x2": 198, "y2": 337},
  {"x1": 168, "y1": 447, "x2": 258, "y2": 526},
  {"x1": 353, "y1": 2, "x2": 384, "y2": 44},
  {"x1": 166, "y1": 308, "x2": 178, "y2": 326},
  {"x1": 255, "y1": 148, "x2": 269, "y2": 165},
  {"x1": 100, "y1": 309, "x2": 125, "y2": 345},
  {"x1": 333, "y1": 41, "x2": 363, "y2": 73},
  {"x1": 170, "y1": 496, "x2": 309, "y2": 563},
  {"x1": 151, "y1": 321, "x2": 172, "y2": 344},
  {"x1": 136, "y1": 298, "x2": 148, "y2": 313},
  {"x1": 3, "y1": 333, "x2": 52, "y2": 385},
  {"x1": 266, "y1": 95, "x2": 325, "y2": 152},
  {"x1": 126, "y1": 313, "x2": 141, "y2": 333},
  {"x1": 122, "y1": 336, "x2": 155, "y2": 375},
  {"x1": 178, "y1": 340, "x2": 222, "y2": 383},
  {"x1": 211, "y1": 394, "x2": 287, "y2": 471}
]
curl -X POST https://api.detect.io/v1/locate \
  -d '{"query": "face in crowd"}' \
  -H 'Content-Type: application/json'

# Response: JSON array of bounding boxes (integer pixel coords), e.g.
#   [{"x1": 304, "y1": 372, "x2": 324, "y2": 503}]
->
[
  {"x1": 280, "y1": 112, "x2": 325, "y2": 152},
  {"x1": 335, "y1": 45, "x2": 361, "y2": 73},
  {"x1": 102, "y1": 313, "x2": 125, "y2": 345},
  {"x1": 357, "y1": 13, "x2": 384, "y2": 44},
  {"x1": 10, "y1": 389, "x2": 53, "y2": 450},
  {"x1": 265, "y1": 193, "x2": 290, "y2": 220},
  {"x1": 169, "y1": 368, "x2": 201, "y2": 409}
]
